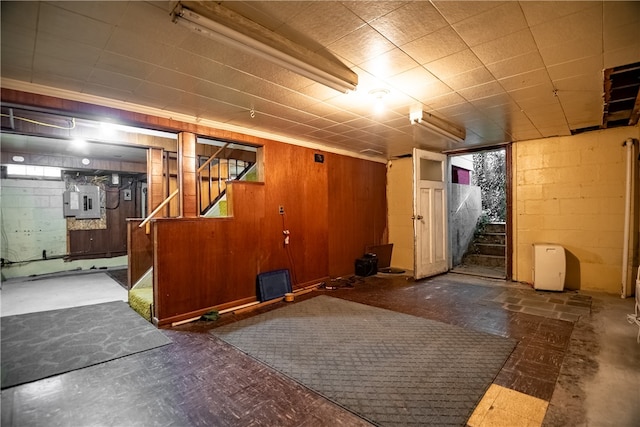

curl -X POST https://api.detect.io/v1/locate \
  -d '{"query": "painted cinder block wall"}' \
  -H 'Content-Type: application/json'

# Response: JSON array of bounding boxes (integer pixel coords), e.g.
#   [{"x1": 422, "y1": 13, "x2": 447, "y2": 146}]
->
[
  {"x1": 512, "y1": 125, "x2": 639, "y2": 293},
  {"x1": 0, "y1": 179, "x2": 67, "y2": 262}
]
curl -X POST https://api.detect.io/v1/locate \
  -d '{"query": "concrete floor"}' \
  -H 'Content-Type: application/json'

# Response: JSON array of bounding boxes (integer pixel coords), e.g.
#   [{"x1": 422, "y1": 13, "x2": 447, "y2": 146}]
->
[
  {"x1": 1, "y1": 271, "x2": 638, "y2": 426},
  {"x1": 0, "y1": 270, "x2": 127, "y2": 317},
  {"x1": 544, "y1": 290, "x2": 640, "y2": 426}
]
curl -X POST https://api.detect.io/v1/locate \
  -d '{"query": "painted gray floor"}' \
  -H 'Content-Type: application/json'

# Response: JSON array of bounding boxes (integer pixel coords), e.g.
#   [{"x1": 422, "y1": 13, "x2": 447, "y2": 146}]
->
[{"x1": 1, "y1": 272, "x2": 127, "y2": 317}]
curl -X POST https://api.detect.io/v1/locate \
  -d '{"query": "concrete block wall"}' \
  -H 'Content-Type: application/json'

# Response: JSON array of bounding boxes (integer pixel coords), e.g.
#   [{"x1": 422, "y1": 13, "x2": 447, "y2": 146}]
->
[
  {"x1": 450, "y1": 184, "x2": 482, "y2": 266},
  {"x1": 1, "y1": 178, "x2": 67, "y2": 264},
  {"x1": 512, "y1": 126, "x2": 639, "y2": 293}
]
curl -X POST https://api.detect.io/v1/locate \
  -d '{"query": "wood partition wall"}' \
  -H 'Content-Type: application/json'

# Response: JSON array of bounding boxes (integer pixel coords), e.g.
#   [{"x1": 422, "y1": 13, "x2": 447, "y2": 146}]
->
[
  {"x1": 151, "y1": 142, "x2": 388, "y2": 326},
  {"x1": 127, "y1": 219, "x2": 153, "y2": 289}
]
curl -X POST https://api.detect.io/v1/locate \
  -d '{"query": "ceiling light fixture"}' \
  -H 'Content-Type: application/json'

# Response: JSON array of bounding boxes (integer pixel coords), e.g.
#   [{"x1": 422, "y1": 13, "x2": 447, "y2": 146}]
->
[
  {"x1": 171, "y1": 4, "x2": 358, "y2": 93},
  {"x1": 368, "y1": 88, "x2": 390, "y2": 99},
  {"x1": 409, "y1": 110, "x2": 466, "y2": 143}
]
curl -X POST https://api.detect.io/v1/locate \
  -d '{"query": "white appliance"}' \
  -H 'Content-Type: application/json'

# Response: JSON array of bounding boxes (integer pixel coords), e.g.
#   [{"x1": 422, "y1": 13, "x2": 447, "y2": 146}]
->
[{"x1": 533, "y1": 243, "x2": 566, "y2": 291}]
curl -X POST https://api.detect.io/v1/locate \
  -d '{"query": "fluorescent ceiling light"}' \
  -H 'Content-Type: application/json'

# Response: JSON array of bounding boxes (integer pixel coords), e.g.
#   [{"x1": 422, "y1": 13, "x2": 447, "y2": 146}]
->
[
  {"x1": 171, "y1": 4, "x2": 357, "y2": 93},
  {"x1": 409, "y1": 110, "x2": 466, "y2": 143}
]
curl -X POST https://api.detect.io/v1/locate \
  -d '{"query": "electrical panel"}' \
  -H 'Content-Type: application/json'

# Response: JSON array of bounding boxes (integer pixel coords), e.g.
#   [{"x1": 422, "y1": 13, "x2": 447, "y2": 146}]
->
[{"x1": 63, "y1": 185, "x2": 101, "y2": 219}]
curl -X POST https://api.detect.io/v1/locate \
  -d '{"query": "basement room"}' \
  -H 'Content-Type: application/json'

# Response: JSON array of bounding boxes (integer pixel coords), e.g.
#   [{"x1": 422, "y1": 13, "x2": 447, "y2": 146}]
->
[{"x1": 1, "y1": 1, "x2": 639, "y2": 426}]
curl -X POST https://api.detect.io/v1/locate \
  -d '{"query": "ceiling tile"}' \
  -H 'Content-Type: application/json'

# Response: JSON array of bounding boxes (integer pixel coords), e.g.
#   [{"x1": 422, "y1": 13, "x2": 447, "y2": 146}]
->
[
  {"x1": 498, "y1": 69, "x2": 552, "y2": 93},
  {"x1": 359, "y1": 48, "x2": 418, "y2": 79},
  {"x1": 1, "y1": 1, "x2": 38, "y2": 30},
  {"x1": 51, "y1": 0, "x2": 129, "y2": 25},
  {"x1": 328, "y1": 25, "x2": 396, "y2": 66},
  {"x1": 529, "y1": 5, "x2": 602, "y2": 49},
  {"x1": 538, "y1": 34, "x2": 603, "y2": 67},
  {"x1": 35, "y1": 37, "x2": 102, "y2": 65},
  {"x1": 33, "y1": 54, "x2": 93, "y2": 81},
  {"x1": 604, "y1": 47, "x2": 640, "y2": 70},
  {"x1": 282, "y1": 2, "x2": 365, "y2": 47},
  {"x1": 87, "y1": 68, "x2": 141, "y2": 93},
  {"x1": 145, "y1": 68, "x2": 200, "y2": 93},
  {"x1": 238, "y1": 1, "x2": 313, "y2": 30},
  {"x1": 546, "y1": 55, "x2": 603, "y2": 82},
  {"x1": 219, "y1": 1, "x2": 288, "y2": 33},
  {"x1": 435, "y1": 101, "x2": 478, "y2": 120},
  {"x1": 30, "y1": 70, "x2": 87, "y2": 93},
  {"x1": 432, "y1": 1, "x2": 505, "y2": 25},
  {"x1": 106, "y1": 28, "x2": 178, "y2": 67},
  {"x1": 192, "y1": 80, "x2": 251, "y2": 111},
  {"x1": 485, "y1": 52, "x2": 546, "y2": 80},
  {"x1": 401, "y1": 26, "x2": 468, "y2": 65},
  {"x1": 38, "y1": 2, "x2": 113, "y2": 48},
  {"x1": 387, "y1": 67, "x2": 450, "y2": 101},
  {"x1": 369, "y1": 2, "x2": 449, "y2": 46},
  {"x1": 2, "y1": 0, "x2": 635, "y2": 158},
  {"x1": 510, "y1": 83, "x2": 556, "y2": 108},
  {"x1": 470, "y1": 93, "x2": 514, "y2": 111},
  {"x1": 553, "y1": 74, "x2": 602, "y2": 94},
  {"x1": 95, "y1": 51, "x2": 155, "y2": 81},
  {"x1": 520, "y1": 1, "x2": 598, "y2": 27},
  {"x1": 457, "y1": 81, "x2": 506, "y2": 102},
  {"x1": 1, "y1": 26, "x2": 35, "y2": 72},
  {"x1": 425, "y1": 49, "x2": 483, "y2": 80},
  {"x1": 604, "y1": 20, "x2": 640, "y2": 56},
  {"x1": 82, "y1": 82, "x2": 139, "y2": 104},
  {"x1": 134, "y1": 82, "x2": 184, "y2": 108},
  {"x1": 120, "y1": 2, "x2": 190, "y2": 48},
  {"x1": 452, "y1": 2, "x2": 529, "y2": 47},
  {"x1": 342, "y1": 1, "x2": 406, "y2": 24},
  {"x1": 424, "y1": 92, "x2": 467, "y2": 111},
  {"x1": 442, "y1": 67, "x2": 494, "y2": 91},
  {"x1": 472, "y1": 29, "x2": 538, "y2": 65}
]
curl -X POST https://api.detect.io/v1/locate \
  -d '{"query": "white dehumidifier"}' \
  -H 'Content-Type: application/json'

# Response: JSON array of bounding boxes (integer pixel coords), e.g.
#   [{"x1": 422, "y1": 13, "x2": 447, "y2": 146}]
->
[{"x1": 533, "y1": 243, "x2": 566, "y2": 291}]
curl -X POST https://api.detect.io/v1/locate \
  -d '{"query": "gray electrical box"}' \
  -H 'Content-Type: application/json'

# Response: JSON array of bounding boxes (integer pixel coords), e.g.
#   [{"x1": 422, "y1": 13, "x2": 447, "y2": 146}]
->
[{"x1": 63, "y1": 185, "x2": 101, "y2": 219}]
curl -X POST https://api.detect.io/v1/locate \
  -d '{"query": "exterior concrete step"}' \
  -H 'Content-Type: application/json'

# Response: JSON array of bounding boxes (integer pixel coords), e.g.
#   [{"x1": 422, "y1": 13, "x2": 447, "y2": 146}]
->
[
  {"x1": 474, "y1": 232, "x2": 506, "y2": 245},
  {"x1": 483, "y1": 222, "x2": 506, "y2": 234},
  {"x1": 472, "y1": 242, "x2": 506, "y2": 256},
  {"x1": 463, "y1": 254, "x2": 506, "y2": 268}
]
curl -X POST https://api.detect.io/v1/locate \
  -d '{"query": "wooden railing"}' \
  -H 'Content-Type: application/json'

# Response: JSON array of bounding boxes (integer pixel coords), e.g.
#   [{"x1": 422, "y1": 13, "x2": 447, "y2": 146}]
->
[{"x1": 139, "y1": 188, "x2": 179, "y2": 233}]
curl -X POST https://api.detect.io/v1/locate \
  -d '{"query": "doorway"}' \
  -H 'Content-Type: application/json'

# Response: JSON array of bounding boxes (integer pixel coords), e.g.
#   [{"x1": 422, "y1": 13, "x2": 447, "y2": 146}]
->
[{"x1": 449, "y1": 147, "x2": 510, "y2": 279}]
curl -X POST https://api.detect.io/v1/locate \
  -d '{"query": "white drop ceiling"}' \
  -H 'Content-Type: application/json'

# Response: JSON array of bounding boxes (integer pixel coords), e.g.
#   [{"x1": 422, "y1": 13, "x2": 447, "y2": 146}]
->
[{"x1": 1, "y1": 1, "x2": 639, "y2": 159}]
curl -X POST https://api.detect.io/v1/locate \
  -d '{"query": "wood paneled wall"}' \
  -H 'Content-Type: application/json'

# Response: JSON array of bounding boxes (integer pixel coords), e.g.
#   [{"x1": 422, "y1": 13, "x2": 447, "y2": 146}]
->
[{"x1": 328, "y1": 154, "x2": 388, "y2": 276}]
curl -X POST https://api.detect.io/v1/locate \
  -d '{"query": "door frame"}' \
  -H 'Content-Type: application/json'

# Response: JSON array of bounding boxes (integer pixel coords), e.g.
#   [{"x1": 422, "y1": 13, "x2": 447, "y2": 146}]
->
[{"x1": 445, "y1": 143, "x2": 513, "y2": 281}]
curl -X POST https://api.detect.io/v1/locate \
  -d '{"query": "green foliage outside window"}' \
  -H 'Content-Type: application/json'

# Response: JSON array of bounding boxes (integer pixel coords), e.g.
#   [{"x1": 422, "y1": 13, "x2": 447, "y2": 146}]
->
[{"x1": 472, "y1": 150, "x2": 506, "y2": 224}]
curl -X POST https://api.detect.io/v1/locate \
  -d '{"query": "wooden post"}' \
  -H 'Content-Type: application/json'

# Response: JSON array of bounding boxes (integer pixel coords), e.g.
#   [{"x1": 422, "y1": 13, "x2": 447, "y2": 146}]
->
[{"x1": 178, "y1": 132, "x2": 198, "y2": 218}]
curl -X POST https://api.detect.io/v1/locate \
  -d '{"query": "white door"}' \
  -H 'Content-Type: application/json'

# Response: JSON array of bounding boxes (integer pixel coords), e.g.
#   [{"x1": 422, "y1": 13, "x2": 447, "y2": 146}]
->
[{"x1": 413, "y1": 148, "x2": 448, "y2": 279}]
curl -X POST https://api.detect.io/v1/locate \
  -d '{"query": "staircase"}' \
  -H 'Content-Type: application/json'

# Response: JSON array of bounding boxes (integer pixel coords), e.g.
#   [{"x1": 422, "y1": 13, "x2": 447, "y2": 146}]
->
[{"x1": 458, "y1": 222, "x2": 506, "y2": 277}]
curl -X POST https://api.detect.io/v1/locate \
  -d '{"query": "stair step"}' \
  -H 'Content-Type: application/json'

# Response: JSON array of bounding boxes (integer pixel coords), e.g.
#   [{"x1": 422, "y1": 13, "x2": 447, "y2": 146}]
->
[
  {"x1": 482, "y1": 222, "x2": 506, "y2": 234},
  {"x1": 472, "y1": 243, "x2": 505, "y2": 256},
  {"x1": 463, "y1": 254, "x2": 506, "y2": 268},
  {"x1": 129, "y1": 288, "x2": 153, "y2": 322},
  {"x1": 474, "y1": 233, "x2": 506, "y2": 245}
]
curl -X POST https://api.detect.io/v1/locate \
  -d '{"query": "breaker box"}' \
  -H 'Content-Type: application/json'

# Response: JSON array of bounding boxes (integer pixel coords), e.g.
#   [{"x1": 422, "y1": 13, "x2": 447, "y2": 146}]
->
[{"x1": 63, "y1": 185, "x2": 101, "y2": 219}]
